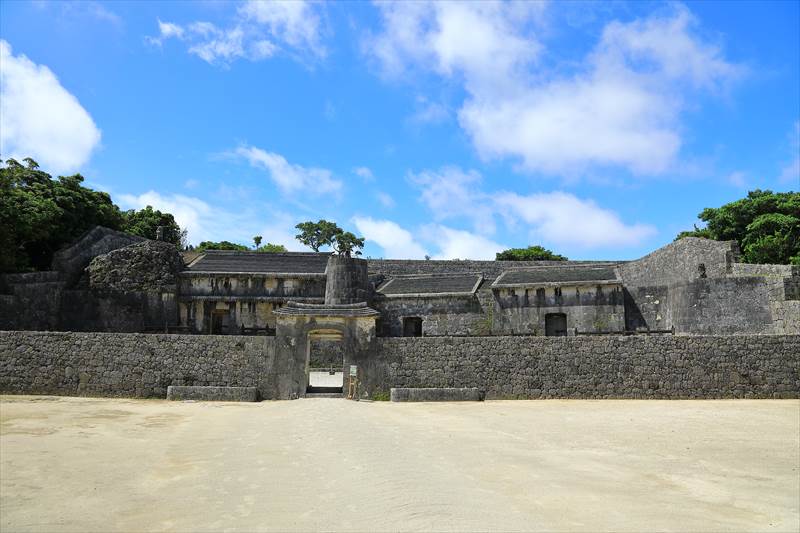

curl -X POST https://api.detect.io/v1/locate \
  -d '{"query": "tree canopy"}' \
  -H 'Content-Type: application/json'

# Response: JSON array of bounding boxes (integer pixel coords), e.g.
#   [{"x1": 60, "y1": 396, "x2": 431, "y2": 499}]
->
[
  {"x1": 195, "y1": 241, "x2": 249, "y2": 251},
  {"x1": 676, "y1": 189, "x2": 799, "y2": 265},
  {"x1": 294, "y1": 219, "x2": 364, "y2": 256},
  {"x1": 195, "y1": 240, "x2": 287, "y2": 253},
  {"x1": 0, "y1": 160, "x2": 184, "y2": 273},
  {"x1": 294, "y1": 219, "x2": 341, "y2": 252},
  {"x1": 495, "y1": 245, "x2": 568, "y2": 261}
]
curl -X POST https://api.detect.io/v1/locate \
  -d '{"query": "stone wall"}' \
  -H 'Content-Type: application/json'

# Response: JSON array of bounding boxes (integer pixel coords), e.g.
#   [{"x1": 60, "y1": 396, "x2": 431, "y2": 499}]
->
[
  {"x1": 0, "y1": 331, "x2": 277, "y2": 399},
  {"x1": 375, "y1": 335, "x2": 799, "y2": 399},
  {"x1": 492, "y1": 284, "x2": 625, "y2": 335},
  {"x1": 1, "y1": 331, "x2": 797, "y2": 401},
  {"x1": 374, "y1": 295, "x2": 489, "y2": 336},
  {"x1": 618, "y1": 237, "x2": 738, "y2": 287}
]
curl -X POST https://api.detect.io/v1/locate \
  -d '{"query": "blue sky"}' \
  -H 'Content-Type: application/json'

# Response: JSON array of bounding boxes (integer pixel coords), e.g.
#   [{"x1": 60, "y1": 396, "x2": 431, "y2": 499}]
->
[{"x1": 1, "y1": 0, "x2": 798, "y2": 260}]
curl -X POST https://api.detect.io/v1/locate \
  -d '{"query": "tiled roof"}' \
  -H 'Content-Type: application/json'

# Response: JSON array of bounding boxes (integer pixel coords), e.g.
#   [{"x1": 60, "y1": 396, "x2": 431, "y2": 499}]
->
[
  {"x1": 186, "y1": 251, "x2": 329, "y2": 274},
  {"x1": 377, "y1": 273, "x2": 482, "y2": 297},
  {"x1": 493, "y1": 266, "x2": 619, "y2": 287}
]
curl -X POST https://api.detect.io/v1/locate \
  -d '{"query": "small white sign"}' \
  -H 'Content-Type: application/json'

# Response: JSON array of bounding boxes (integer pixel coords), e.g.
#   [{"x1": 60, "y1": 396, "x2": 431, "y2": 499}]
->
[{"x1": 349, "y1": 365, "x2": 358, "y2": 377}]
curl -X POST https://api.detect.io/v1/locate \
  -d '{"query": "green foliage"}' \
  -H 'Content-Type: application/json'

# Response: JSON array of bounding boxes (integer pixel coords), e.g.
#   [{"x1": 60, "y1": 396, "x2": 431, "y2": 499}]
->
[
  {"x1": 1, "y1": 164, "x2": 124, "y2": 272},
  {"x1": 332, "y1": 231, "x2": 365, "y2": 257},
  {"x1": 195, "y1": 240, "x2": 249, "y2": 252},
  {"x1": 495, "y1": 245, "x2": 568, "y2": 261},
  {"x1": 674, "y1": 224, "x2": 714, "y2": 241},
  {"x1": 676, "y1": 190, "x2": 800, "y2": 264},
  {"x1": 294, "y1": 219, "x2": 341, "y2": 252},
  {"x1": 294, "y1": 219, "x2": 364, "y2": 256},
  {"x1": 120, "y1": 205, "x2": 181, "y2": 245},
  {"x1": 256, "y1": 243, "x2": 287, "y2": 253},
  {"x1": 371, "y1": 390, "x2": 390, "y2": 401},
  {"x1": 253, "y1": 235, "x2": 262, "y2": 249},
  {"x1": 0, "y1": 160, "x2": 185, "y2": 272}
]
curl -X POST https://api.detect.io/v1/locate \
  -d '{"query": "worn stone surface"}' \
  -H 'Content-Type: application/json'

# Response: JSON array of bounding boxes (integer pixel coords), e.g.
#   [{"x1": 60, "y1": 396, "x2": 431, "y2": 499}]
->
[
  {"x1": 2, "y1": 331, "x2": 797, "y2": 401},
  {"x1": 375, "y1": 335, "x2": 800, "y2": 400},
  {"x1": 52, "y1": 226, "x2": 145, "y2": 287},
  {"x1": 89, "y1": 240, "x2": 184, "y2": 292},
  {"x1": 166, "y1": 385, "x2": 258, "y2": 401},
  {"x1": 390, "y1": 387, "x2": 484, "y2": 402},
  {"x1": 0, "y1": 331, "x2": 277, "y2": 399}
]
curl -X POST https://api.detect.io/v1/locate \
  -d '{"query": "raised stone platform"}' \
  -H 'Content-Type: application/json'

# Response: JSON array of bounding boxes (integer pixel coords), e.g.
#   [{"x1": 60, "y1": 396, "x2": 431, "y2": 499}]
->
[
  {"x1": 166, "y1": 386, "x2": 258, "y2": 402},
  {"x1": 390, "y1": 387, "x2": 485, "y2": 402}
]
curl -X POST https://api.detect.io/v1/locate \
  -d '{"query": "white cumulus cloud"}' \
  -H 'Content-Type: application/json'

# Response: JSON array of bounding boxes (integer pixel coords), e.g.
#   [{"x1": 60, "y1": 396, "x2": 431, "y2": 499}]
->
[
  {"x1": 411, "y1": 166, "x2": 656, "y2": 248},
  {"x1": 369, "y1": 3, "x2": 741, "y2": 176},
  {"x1": 493, "y1": 191, "x2": 656, "y2": 247},
  {"x1": 118, "y1": 190, "x2": 305, "y2": 249},
  {"x1": 234, "y1": 145, "x2": 341, "y2": 195},
  {"x1": 0, "y1": 40, "x2": 101, "y2": 175},
  {"x1": 352, "y1": 216, "x2": 428, "y2": 259},
  {"x1": 424, "y1": 225, "x2": 505, "y2": 260},
  {"x1": 148, "y1": 0, "x2": 325, "y2": 65}
]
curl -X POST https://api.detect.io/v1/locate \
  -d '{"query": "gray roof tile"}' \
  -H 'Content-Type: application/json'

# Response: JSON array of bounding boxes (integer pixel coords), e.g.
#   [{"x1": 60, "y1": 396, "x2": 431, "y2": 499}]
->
[
  {"x1": 378, "y1": 274, "x2": 482, "y2": 296},
  {"x1": 187, "y1": 251, "x2": 329, "y2": 274},
  {"x1": 493, "y1": 266, "x2": 619, "y2": 286}
]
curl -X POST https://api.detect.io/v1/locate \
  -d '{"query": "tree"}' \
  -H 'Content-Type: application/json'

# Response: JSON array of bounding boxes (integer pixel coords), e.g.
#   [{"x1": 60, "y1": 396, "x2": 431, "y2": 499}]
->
[
  {"x1": 332, "y1": 231, "x2": 365, "y2": 257},
  {"x1": 1, "y1": 163, "x2": 124, "y2": 271},
  {"x1": 294, "y1": 219, "x2": 341, "y2": 252},
  {"x1": 676, "y1": 190, "x2": 799, "y2": 264},
  {"x1": 0, "y1": 159, "x2": 185, "y2": 272},
  {"x1": 120, "y1": 205, "x2": 181, "y2": 245},
  {"x1": 495, "y1": 245, "x2": 568, "y2": 261},
  {"x1": 195, "y1": 241, "x2": 249, "y2": 252},
  {"x1": 256, "y1": 243, "x2": 287, "y2": 253},
  {"x1": 253, "y1": 235, "x2": 262, "y2": 249}
]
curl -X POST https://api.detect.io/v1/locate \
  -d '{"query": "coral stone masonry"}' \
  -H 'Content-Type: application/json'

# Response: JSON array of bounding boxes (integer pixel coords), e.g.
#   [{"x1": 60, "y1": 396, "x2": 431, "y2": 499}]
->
[{"x1": 0, "y1": 228, "x2": 798, "y2": 400}]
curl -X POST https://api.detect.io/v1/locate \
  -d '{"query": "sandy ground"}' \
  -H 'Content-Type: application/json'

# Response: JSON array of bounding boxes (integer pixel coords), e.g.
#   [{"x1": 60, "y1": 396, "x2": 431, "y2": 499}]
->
[{"x1": 1, "y1": 396, "x2": 798, "y2": 533}]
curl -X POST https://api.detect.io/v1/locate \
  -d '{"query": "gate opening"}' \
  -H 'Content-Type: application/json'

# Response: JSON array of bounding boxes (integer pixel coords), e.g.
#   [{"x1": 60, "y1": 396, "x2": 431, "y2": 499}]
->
[{"x1": 306, "y1": 330, "x2": 344, "y2": 394}]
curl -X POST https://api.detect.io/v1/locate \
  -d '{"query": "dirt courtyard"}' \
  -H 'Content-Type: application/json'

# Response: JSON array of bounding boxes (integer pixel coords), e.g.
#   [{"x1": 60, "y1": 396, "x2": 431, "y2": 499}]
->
[{"x1": 1, "y1": 396, "x2": 798, "y2": 532}]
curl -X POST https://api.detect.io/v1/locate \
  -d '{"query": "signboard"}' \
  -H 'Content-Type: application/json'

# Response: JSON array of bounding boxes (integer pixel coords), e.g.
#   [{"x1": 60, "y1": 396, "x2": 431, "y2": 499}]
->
[{"x1": 349, "y1": 365, "x2": 358, "y2": 377}]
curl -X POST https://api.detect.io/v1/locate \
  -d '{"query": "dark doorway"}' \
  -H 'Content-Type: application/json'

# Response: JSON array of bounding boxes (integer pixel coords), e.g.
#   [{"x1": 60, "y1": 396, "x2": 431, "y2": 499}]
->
[
  {"x1": 403, "y1": 317, "x2": 423, "y2": 337},
  {"x1": 545, "y1": 313, "x2": 567, "y2": 337},
  {"x1": 211, "y1": 310, "x2": 229, "y2": 334}
]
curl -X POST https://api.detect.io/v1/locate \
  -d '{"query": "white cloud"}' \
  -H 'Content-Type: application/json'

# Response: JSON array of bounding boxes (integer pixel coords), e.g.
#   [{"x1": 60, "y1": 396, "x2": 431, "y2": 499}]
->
[
  {"x1": 234, "y1": 145, "x2": 341, "y2": 195},
  {"x1": 410, "y1": 166, "x2": 495, "y2": 233},
  {"x1": 117, "y1": 190, "x2": 306, "y2": 249},
  {"x1": 411, "y1": 166, "x2": 655, "y2": 248},
  {"x1": 149, "y1": 0, "x2": 324, "y2": 65},
  {"x1": 369, "y1": 3, "x2": 741, "y2": 176},
  {"x1": 354, "y1": 166, "x2": 374, "y2": 181},
  {"x1": 493, "y1": 191, "x2": 656, "y2": 247},
  {"x1": 353, "y1": 216, "x2": 429, "y2": 259},
  {"x1": 238, "y1": 0, "x2": 326, "y2": 58},
  {"x1": 0, "y1": 40, "x2": 101, "y2": 175},
  {"x1": 424, "y1": 225, "x2": 505, "y2": 260},
  {"x1": 376, "y1": 192, "x2": 395, "y2": 208}
]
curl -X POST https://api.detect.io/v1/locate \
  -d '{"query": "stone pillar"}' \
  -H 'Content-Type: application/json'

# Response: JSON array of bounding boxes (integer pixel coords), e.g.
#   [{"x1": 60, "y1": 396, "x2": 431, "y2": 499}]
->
[{"x1": 324, "y1": 255, "x2": 370, "y2": 305}]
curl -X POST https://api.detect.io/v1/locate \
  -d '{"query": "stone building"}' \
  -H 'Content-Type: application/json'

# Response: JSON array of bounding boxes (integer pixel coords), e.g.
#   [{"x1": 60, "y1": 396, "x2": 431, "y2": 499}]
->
[
  {"x1": 1, "y1": 227, "x2": 798, "y2": 400},
  {"x1": 1, "y1": 228, "x2": 797, "y2": 338}
]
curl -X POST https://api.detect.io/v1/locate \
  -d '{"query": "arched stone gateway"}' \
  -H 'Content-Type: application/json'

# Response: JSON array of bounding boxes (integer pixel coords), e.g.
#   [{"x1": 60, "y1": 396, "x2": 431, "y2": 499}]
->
[{"x1": 273, "y1": 301, "x2": 379, "y2": 398}]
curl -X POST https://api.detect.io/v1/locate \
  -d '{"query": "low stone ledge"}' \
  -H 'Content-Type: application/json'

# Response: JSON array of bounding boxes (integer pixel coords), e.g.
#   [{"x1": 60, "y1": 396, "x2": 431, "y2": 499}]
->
[
  {"x1": 390, "y1": 387, "x2": 485, "y2": 402},
  {"x1": 166, "y1": 386, "x2": 258, "y2": 402}
]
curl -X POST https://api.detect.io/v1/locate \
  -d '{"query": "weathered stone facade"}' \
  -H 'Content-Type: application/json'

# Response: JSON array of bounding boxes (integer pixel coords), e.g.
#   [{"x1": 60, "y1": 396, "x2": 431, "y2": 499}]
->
[
  {"x1": 0, "y1": 331, "x2": 277, "y2": 399},
  {"x1": 1, "y1": 331, "x2": 797, "y2": 400},
  {"x1": 375, "y1": 335, "x2": 800, "y2": 399}
]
